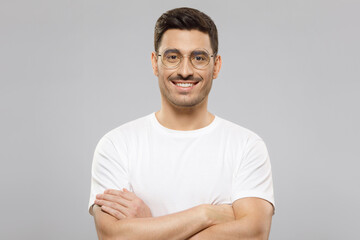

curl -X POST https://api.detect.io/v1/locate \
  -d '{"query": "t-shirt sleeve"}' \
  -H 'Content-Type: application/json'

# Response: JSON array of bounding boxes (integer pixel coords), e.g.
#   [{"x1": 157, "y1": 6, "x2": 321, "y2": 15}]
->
[
  {"x1": 88, "y1": 135, "x2": 130, "y2": 215},
  {"x1": 231, "y1": 138, "x2": 275, "y2": 211}
]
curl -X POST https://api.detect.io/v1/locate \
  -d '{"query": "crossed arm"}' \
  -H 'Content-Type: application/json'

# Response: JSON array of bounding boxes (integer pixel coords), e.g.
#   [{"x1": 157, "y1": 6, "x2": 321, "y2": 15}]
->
[{"x1": 91, "y1": 189, "x2": 274, "y2": 240}]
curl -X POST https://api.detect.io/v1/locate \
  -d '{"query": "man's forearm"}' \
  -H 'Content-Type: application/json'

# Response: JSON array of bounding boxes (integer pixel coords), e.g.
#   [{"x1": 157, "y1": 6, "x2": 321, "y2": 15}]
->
[
  {"x1": 93, "y1": 204, "x2": 214, "y2": 240},
  {"x1": 188, "y1": 215, "x2": 272, "y2": 240}
]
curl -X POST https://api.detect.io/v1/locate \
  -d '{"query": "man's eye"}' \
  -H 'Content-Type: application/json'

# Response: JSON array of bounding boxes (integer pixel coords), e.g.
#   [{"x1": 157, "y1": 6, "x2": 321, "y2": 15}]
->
[
  {"x1": 165, "y1": 54, "x2": 180, "y2": 62},
  {"x1": 193, "y1": 55, "x2": 207, "y2": 62}
]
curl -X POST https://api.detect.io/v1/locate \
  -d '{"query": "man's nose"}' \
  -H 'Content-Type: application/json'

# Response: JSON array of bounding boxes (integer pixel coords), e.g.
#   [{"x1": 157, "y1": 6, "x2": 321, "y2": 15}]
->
[{"x1": 176, "y1": 57, "x2": 194, "y2": 78}]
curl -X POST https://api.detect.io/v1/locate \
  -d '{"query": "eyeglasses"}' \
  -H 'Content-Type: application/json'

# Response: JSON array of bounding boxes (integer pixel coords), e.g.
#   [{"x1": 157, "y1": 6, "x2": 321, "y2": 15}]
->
[{"x1": 157, "y1": 48, "x2": 215, "y2": 69}]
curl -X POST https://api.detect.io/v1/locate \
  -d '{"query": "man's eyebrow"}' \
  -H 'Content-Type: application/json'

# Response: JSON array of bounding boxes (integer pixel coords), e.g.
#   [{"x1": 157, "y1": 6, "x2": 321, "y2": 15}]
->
[
  {"x1": 163, "y1": 48, "x2": 181, "y2": 53},
  {"x1": 191, "y1": 50, "x2": 207, "y2": 55}
]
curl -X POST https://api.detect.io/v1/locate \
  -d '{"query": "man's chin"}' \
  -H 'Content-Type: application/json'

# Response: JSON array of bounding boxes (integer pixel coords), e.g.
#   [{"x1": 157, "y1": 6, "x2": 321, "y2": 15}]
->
[{"x1": 169, "y1": 98, "x2": 204, "y2": 109}]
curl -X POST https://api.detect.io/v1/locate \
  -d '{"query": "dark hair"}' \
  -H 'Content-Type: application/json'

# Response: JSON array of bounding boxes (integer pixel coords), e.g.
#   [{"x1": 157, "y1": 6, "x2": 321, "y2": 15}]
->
[{"x1": 154, "y1": 7, "x2": 218, "y2": 55}]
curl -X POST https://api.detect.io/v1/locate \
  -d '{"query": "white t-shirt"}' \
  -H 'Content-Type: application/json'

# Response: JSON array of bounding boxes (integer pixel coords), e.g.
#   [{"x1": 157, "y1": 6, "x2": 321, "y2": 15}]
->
[{"x1": 88, "y1": 112, "x2": 275, "y2": 217}]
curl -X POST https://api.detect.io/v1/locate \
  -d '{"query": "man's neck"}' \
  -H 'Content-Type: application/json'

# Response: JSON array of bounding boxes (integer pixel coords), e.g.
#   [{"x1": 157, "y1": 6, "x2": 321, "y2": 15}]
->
[{"x1": 155, "y1": 100, "x2": 215, "y2": 131}]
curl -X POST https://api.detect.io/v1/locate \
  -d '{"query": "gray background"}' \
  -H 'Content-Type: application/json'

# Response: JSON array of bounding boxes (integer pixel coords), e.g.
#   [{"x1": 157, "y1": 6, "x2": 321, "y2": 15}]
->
[{"x1": 1, "y1": 0, "x2": 359, "y2": 239}]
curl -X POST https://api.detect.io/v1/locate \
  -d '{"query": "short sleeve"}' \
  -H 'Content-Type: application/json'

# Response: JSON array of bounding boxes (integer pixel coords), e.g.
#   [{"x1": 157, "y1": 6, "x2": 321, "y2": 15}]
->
[
  {"x1": 231, "y1": 139, "x2": 275, "y2": 211},
  {"x1": 88, "y1": 135, "x2": 130, "y2": 215}
]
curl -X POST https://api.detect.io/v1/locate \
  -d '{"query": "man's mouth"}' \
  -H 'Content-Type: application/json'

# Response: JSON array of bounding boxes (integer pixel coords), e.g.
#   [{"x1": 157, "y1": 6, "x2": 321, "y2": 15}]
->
[{"x1": 171, "y1": 81, "x2": 200, "y2": 88}]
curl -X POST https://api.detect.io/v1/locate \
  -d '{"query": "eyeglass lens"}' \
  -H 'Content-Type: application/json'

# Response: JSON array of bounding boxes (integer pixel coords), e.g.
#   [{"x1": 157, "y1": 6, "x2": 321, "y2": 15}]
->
[{"x1": 162, "y1": 49, "x2": 211, "y2": 68}]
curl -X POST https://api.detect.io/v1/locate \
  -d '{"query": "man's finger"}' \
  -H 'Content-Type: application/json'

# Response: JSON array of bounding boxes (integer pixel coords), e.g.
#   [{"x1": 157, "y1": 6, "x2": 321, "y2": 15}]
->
[
  {"x1": 95, "y1": 199, "x2": 130, "y2": 216},
  {"x1": 122, "y1": 188, "x2": 136, "y2": 200},
  {"x1": 100, "y1": 205, "x2": 126, "y2": 220},
  {"x1": 96, "y1": 193, "x2": 131, "y2": 207},
  {"x1": 104, "y1": 189, "x2": 133, "y2": 201}
]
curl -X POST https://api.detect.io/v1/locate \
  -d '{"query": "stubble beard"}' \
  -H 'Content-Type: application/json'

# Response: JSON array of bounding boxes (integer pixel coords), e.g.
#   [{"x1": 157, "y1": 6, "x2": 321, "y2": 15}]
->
[{"x1": 159, "y1": 77, "x2": 213, "y2": 109}]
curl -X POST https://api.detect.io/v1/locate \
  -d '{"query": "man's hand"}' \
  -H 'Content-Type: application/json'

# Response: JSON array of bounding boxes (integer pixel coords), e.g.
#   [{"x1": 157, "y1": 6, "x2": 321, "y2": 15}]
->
[{"x1": 94, "y1": 188, "x2": 152, "y2": 220}]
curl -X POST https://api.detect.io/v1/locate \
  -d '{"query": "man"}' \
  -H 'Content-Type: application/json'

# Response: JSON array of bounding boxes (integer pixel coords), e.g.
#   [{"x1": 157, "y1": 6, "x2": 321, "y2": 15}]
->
[{"x1": 89, "y1": 7, "x2": 275, "y2": 240}]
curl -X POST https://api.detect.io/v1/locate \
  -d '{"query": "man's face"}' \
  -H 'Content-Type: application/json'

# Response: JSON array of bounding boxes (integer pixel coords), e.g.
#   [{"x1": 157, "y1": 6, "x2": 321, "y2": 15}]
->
[{"x1": 151, "y1": 29, "x2": 221, "y2": 109}]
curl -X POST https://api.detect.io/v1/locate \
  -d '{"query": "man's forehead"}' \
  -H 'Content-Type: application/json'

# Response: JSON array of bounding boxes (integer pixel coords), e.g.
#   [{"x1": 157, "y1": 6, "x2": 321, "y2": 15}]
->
[{"x1": 158, "y1": 29, "x2": 212, "y2": 53}]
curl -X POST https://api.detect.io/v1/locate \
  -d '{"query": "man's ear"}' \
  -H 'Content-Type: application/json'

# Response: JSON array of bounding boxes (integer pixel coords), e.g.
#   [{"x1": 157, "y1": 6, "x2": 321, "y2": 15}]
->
[
  {"x1": 212, "y1": 55, "x2": 222, "y2": 79},
  {"x1": 151, "y1": 52, "x2": 159, "y2": 77}
]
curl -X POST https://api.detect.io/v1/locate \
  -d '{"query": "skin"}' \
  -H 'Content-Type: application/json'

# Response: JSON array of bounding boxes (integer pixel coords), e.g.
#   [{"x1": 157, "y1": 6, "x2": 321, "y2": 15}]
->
[
  {"x1": 151, "y1": 29, "x2": 222, "y2": 131},
  {"x1": 94, "y1": 188, "x2": 152, "y2": 219},
  {"x1": 92, "y1": 29, "x2": 274, "y2": 240}
]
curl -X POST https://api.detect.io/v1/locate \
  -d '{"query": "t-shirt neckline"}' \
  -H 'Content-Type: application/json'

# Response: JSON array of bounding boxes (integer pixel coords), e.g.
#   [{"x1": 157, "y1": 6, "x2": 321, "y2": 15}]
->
[{"x1": 150, "y1": 112, "x2": 220, "y2": 137}]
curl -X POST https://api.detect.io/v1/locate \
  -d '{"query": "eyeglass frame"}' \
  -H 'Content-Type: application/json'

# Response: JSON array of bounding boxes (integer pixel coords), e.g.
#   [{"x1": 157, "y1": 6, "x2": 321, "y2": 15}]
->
[{"x1": 156, "y1": 48, "x2": 217, "y2": 69}]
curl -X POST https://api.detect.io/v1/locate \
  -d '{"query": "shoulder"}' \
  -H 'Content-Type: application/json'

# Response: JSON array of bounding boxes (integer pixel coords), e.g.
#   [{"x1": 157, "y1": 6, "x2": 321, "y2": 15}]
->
[{"x1": 216, "y1": 116, "x2": 264, "y2": 145}]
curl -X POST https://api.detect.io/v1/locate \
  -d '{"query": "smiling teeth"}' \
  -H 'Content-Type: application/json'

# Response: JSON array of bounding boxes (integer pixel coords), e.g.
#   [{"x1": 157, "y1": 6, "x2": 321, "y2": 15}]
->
[{"x1": 176, "y1": 83, "x2": 194, "y2": 87}]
